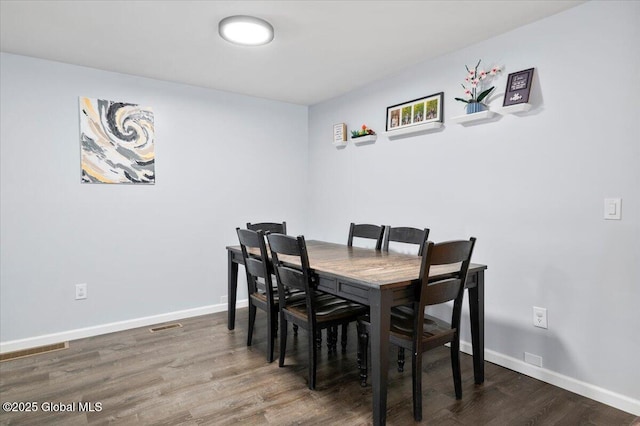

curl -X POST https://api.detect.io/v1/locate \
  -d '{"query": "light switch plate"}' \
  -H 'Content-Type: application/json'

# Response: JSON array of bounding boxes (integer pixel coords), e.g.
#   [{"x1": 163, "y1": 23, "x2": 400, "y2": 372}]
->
[{"x1": 604, "y1": 198, "x2": 621, "y2": 220}]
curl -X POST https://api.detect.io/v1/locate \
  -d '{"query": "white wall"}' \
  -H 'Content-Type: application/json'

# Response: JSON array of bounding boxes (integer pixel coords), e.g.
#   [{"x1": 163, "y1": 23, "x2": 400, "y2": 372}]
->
[
  {"x1": 307, "y1": 0, "x2": 639, "y2": 408},
  {"x1": 0, "y1": 53, "x2": 308, "y2": 342}
]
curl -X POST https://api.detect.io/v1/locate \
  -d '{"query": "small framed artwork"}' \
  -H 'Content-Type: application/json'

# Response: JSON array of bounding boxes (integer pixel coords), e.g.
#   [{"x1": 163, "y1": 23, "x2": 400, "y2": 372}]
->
[
  {"x1": 386, "y1": 92, "x2": 443, "y2": 132},
  {"x1": 333, "y1": 123, "x2": 347, "y2": 143},
  {"x1": 503, "y1": 68, "x2": 535, "y2": 106}
]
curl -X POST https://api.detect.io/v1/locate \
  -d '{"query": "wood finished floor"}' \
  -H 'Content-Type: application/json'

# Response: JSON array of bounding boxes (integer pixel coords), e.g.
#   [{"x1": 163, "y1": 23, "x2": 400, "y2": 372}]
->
[{"x1": 0, "y1": 309, "x2": 637, "y2": 425}]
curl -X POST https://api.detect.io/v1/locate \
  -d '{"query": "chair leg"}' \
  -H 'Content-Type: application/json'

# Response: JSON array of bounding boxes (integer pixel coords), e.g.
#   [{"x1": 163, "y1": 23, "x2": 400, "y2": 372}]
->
[
  {"x1": 451, "y1": 338, "x2": 462, "y2": 399},
  {"x1": 327, "y1": 326, "x2": 337, "y2": 354},
  {"x1": 398, "y1": 347, "x2": 405, "y2": 372},
  {"x1": 293, "y1": 324, "x2": 298, "y2": 336},
  {"x1": 412, "y1": 352, "x2": 423, "y2": 422},
  {"x1": 357, "y1": 324, "x2": 369, "y2": 387},
  {"x1": 247, "y1": 303, "x2": 257, "y2": 347},
  {"x1": 266, "y1": 310, "x2": 276, "y2": 363},
  {"x1": 341, "y1": 323, "x2": 348, "y2": 353},
  {"x1": 273, "y1": 314, "x2": 278, "y2": 338},
  {"x1": 279, "y1": 317, "x2": 288, "y2": 367},
  {"x1": 308, "y1": 327, "x2": 317, "y2": 390},
  {"x1": 315, "y1": 329, "x2": 322, "y2": 349},
  {"x1": 356, "y1": 324, "x2": 363, "y2": 370}
]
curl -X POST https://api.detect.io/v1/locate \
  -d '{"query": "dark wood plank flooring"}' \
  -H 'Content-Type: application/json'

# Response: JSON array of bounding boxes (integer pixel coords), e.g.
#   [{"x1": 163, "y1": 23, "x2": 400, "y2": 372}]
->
[{"x1": 1, "y1": 309, "x2": 637, "y2": 425}]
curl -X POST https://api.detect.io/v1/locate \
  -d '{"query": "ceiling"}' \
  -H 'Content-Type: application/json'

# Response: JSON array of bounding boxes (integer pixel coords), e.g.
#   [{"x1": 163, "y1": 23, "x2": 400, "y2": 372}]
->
[{"x1": 0, "y1": 0, "x2": 584, "y2": 105}]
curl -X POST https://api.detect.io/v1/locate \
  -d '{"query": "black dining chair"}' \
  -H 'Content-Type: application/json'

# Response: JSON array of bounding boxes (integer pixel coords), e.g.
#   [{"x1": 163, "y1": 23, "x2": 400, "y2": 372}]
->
[
  {"x1": 382, "y1": 226, "x2": 430, "y2": 255},
  {"x1": 347, "y1": 223, "x2": 385, "y2": 250},
  {"x1": 357, "y1": 237, "x2": 476, "y2": 421},
  {"x1": 247, "y1": 221, "x2": 287, "y2": 234},
  {"x1": 246, "y1": 221, "x2": 300, "y2": 336},
  {"x1": 236, "y1": 228, "x2": 303, "y2": 362},
  {"x1": 382, "y1": 226, "x2": 430, "y2": 370},
  {"x1": 267, "y1": 232, "x2": 368, "y2": 390},
  {"x1": 344, "y1": 222, "x2": 385, "y2": 347}
]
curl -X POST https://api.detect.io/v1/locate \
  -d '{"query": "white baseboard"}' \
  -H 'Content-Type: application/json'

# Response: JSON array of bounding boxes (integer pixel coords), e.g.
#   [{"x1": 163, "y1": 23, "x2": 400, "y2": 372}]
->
[
  {"x1": 0, "y1": 299, "x2": 248, "y2": 354},
  {"x1": 459, "y1": 341, "x2": 640, "y2": 416}
]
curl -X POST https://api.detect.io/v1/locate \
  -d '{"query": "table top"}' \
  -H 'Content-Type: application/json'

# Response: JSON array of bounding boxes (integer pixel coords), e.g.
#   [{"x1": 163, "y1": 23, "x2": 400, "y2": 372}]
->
[{"x1": 227, "y1": 240, "x2": 486, "y2": 289}]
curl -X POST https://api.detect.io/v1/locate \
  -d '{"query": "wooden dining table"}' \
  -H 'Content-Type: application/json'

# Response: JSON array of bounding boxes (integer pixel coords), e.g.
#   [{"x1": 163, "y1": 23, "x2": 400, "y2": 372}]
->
[{"x1": 226, "y1": 240, "x2": 487, "y2": 425}]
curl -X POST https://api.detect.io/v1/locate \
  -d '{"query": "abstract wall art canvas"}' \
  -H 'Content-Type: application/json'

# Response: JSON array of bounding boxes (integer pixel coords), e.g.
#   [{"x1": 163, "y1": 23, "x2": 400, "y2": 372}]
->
[{"x1": 79, "y1": 97, "x2": 155, "y2": 184}]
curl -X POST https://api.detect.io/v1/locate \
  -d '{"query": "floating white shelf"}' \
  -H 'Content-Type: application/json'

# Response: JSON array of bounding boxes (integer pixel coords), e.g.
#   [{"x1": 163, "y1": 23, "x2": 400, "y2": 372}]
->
[
  {"x1": 385, "y1": 122, "x2": 443, "y2": 139},
  {"x1": 351, "y1": 134, "x2": 377, "y2": 145},
  {"x1": 450, "y1": 110, "x2": 496, "y2": 124},
  {"x1": 499, "y1": 103, "x2": 533, "y2": 114},
  {"x1": 332, "y1": 140, "x2": 348, "y2": 147}
]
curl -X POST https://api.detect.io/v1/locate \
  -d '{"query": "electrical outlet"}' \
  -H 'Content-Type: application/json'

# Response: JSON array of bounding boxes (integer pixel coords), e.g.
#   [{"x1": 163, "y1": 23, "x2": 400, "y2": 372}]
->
[
  {"x1": 533, "y1": 306, "x2": 547, "y2": 329},
  {"x1": 75, "y1": 283, "x2": 87, "y2": 300},
  {"x1": 220, "y1": 295, "x2": 228, "y2": 304},
  {"x1": 524, "y1": 352, "x2": 543, "y2": 367}
]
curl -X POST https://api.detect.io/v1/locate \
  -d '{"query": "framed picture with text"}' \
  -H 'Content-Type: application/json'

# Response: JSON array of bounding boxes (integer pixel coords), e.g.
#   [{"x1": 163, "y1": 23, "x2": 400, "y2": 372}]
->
[
  {"x1": 503, "y1": 68, "x2": 535, "y2": 106},
  {"x1": 333, "y1": 123, "x2": 346, "y2": 144},
  {"x1": 386, "y1": 92, "x2": 444, "y2": 132}
]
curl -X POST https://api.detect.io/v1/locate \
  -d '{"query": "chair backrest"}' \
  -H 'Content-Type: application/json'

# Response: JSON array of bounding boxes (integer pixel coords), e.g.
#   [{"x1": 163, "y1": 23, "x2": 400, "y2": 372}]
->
[
  {"x1": 247, "y1": 221, "x2": 287, "y2": 234},
  {"x1": 383, "y1": 226, "x2": 430, "y2": 255},
  {"x1": 266, "y1": 233, "x2": 316, "y2": 323},
  {"x1": 236, "y1": 228, "x2": 275, "y2": 302},
  {"x1": 347, "y1": 223, "x2": 385, "y2": 250},
  {"x1": 414, "y1": 238, "x2": 476, "y2": 349}
]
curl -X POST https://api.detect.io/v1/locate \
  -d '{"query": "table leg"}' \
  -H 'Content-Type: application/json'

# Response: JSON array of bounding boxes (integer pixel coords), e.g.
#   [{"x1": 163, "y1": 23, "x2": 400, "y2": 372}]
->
[
  {"x1": 468, "y1": 270, "x2": 485, "y2": 384},
  {"x1": 370, "y1": 289, "x2": 392, "y2": 426},
  {"x1": 228, "y1": 250, "x2": 238, "y2": 330}
]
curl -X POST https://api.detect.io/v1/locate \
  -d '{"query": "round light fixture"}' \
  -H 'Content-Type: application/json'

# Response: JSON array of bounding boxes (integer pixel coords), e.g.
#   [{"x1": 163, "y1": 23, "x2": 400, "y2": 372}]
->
[{"x1": 219, "y1": 15, "x2": 274, "y2": 46}]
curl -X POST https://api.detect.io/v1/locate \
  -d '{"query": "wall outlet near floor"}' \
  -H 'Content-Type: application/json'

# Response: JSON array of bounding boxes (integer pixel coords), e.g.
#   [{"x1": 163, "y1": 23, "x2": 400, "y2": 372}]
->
[
  {"x1": 75, "y1": 283, "x2": 87, "y2": 300},
  {"x1": 220, "y1": 295, "x2": 228, "y2": 304},
  {"x1": 524, "y1": 352, "x2": 543, "y2": 367},
  {"x1": 533, "y1": 306, "x2": 547, "y2": 329}
]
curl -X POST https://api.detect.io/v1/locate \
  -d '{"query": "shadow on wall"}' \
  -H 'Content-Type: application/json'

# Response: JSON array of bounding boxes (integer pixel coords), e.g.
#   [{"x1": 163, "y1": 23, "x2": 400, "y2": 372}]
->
[{"x1": 430, "y1": 301, "x2": 576, "y2": 379}]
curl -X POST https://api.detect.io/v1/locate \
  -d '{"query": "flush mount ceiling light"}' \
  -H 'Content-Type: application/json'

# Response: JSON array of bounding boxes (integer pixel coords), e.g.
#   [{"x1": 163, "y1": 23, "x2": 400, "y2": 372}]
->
[{"x1": 219, "y1": 15, "x2": 274, "y2": 46}]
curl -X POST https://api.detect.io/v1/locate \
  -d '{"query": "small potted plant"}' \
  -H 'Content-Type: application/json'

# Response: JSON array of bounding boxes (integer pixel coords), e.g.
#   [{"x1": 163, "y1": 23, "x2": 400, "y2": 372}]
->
[
  {"x1": 351, "y1": 124, "x2": 377, "y2": 143},
  {"x1": 455, "y1": 60, "x2": 501, "y2": 114}
]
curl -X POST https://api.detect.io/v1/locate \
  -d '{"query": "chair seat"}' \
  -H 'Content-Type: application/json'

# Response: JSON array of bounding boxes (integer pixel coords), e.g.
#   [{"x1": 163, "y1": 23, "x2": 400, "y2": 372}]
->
[
  {"x1": 286, "y1": 295, "x2": 367, "y2": 323},
  {"x1": 251, "y1": 289, "x2": 306, "y2": 305},
  {"x1": 359, "y1": 306, "x2": 456, "y2": 350}
]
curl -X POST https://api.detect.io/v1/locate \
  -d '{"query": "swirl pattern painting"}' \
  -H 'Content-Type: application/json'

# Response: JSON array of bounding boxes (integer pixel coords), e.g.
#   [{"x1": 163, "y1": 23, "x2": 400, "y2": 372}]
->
[{"x1": 79, "y1": 97, "x2": 155, "y2": 184}]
